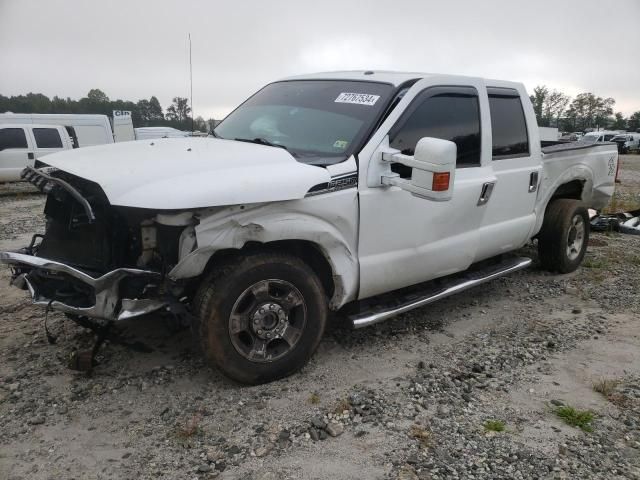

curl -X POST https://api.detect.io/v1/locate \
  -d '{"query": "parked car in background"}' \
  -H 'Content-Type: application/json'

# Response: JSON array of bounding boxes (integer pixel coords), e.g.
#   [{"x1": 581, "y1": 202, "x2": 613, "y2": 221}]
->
[
  {"x1": 580, "y1": 131, "x2": 619, "y2": 144},
  {"x1": 0, "y1": 124, "x2": 73, "y2": 182},
  {"x1": 558, "y1": 133, "x2": 580, "y2": 143},
  {"x1": 610, "y1": 133, "x2": 640, "y2": 153}
]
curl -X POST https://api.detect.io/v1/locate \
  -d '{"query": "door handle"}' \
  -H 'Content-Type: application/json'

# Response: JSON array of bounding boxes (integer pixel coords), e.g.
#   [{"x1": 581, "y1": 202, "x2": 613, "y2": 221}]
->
[
  {"x1": 477, "y1": 182, "x2": 495, "y2": 206},
  {"x1": 27, "y1": 152, "x2": 34, "y2": 160},
  {"x1": 529, "y1": 171, "x2": 539, "y2": 192}
]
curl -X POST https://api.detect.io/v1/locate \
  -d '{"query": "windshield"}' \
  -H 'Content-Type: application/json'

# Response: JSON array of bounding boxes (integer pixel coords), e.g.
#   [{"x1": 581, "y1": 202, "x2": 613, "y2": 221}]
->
[{"x1": 214, "y1": 80, "x2": 394, "y2": 165}]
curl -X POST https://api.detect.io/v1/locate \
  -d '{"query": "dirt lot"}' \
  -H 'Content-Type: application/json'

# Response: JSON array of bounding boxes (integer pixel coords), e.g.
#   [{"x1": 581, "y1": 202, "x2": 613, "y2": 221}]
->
[{"x1": 1, "y1": 156, "x2": 639, "y2": 480}]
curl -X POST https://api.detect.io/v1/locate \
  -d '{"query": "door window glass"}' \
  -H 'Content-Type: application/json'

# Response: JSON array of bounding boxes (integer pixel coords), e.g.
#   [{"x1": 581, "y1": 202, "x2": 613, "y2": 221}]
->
[
  {"x1": 33, "y1": 128, "x2": 63, "y2": 148},
  {"x1": 0, "y1": 128, "x2": 28, "y2": 150},
  {"x1": 488, "y1": 88, "x2": 529, "y2": 158},
  {"x1": 390, "y1": 87, "x2": 481, "y2": 167}
]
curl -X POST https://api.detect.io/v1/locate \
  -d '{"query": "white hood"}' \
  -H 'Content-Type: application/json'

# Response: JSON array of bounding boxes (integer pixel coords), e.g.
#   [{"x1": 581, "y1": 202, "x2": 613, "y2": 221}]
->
[{"x1": 44, "y1": 138, "x2": 331, "y2": 209}]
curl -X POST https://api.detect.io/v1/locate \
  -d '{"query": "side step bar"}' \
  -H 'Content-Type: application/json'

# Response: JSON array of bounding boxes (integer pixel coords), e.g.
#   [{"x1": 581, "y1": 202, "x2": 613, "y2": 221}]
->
[{"x1": 349, "y1": 257, "x2": 532, "y2": 329}]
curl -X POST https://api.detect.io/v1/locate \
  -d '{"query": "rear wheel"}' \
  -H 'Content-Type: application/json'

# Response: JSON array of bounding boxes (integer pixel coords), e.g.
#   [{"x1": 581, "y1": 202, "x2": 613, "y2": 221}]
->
[
  {"x1": 538, "y1": 199, "x2": 589, "y2": 273},
  {"x1": 193, "y1": 252, "x2": 327, "y2": 384}
]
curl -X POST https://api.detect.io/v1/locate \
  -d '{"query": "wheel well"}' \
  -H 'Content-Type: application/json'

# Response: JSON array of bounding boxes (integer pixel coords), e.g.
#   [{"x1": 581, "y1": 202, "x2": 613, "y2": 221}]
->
[
  {"x1": 202, "y1": 240, "x2": 335, "y2": 299},
  {"x1": 550, "y1": 180, "x2": 584, "y2": 201}
]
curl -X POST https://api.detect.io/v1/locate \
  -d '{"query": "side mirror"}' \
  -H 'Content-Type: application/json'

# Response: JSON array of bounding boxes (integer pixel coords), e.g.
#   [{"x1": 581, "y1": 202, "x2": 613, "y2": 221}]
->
[{"x1": 381, "y1": 137, "x2": 457, "y2": 201}]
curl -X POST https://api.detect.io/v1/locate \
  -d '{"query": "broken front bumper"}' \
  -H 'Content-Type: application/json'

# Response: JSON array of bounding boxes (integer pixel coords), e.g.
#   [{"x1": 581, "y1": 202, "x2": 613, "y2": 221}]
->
[{"x1": 0, "y1": 251, "x2": 167, "y2": 322}]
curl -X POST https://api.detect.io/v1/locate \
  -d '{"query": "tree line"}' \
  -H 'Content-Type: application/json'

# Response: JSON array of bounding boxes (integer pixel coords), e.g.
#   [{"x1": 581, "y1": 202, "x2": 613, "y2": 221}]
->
[
  {"x1": 529, "y1": 86, "x2": 640, "y2": 132},
  {"x1": 0, "y1": 89, "x2": 215, "y2": 132},
  {"x1": 1, "y1": 86, "x2": 639, "y2": 133}
]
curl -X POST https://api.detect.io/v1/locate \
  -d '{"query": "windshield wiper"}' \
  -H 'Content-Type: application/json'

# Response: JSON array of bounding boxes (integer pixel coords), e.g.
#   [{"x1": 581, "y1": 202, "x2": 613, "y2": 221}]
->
[{"x1": 234, "y1": 137, "x2": 291, "y2": 152}]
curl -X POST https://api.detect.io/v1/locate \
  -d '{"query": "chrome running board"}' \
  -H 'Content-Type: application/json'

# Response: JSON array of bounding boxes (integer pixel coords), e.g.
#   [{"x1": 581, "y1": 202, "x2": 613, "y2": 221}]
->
[{"x1": 349, "y1": 257, "x2": 532, "y2": 329}]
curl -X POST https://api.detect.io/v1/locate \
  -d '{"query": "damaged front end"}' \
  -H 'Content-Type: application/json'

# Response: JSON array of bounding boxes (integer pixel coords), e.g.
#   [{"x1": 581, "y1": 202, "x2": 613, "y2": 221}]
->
[{"x1": 1, "y1": 167, "x2": 195, "y2": 325}]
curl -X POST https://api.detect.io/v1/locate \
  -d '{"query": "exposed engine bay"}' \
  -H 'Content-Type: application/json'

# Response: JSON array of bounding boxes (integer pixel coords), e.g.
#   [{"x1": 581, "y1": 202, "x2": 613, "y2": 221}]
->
[{"x1": 3, "y1": 167, "x2": 197, "y2": 324}]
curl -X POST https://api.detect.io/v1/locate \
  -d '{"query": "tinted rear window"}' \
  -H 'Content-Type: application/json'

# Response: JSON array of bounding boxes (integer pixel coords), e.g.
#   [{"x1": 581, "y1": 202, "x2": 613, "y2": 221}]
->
[
  {"x1": 33, "y1": 128, "x2": 63, "y2": 148},
  {"x1": 488, "y1": 88, "x2": 529, "y2": 158},
  {"x1": 0, "y1": 128, "x2": 28, "y2": 150}
]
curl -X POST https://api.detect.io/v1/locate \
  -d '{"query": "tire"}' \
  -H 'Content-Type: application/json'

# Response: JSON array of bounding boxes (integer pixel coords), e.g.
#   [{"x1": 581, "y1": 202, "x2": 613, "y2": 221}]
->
[
  {"x1": 538, "y1": 199, "x2": 590, "y2": 273},
  {"x1": 192, "y1": 251, "x2": 327, "y2": 384}
]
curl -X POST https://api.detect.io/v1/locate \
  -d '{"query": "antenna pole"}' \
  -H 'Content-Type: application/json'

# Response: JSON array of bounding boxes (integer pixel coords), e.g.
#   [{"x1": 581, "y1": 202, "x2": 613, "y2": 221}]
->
[{"x1": 189, "y1": 33, "x2": 194, "y2": 133}]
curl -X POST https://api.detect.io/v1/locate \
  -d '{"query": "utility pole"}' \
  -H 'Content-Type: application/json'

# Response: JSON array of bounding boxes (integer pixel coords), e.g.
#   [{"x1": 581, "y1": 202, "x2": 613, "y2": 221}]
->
[{"x1": 189, "y1": 33, "x2": 194, "y2": 133}]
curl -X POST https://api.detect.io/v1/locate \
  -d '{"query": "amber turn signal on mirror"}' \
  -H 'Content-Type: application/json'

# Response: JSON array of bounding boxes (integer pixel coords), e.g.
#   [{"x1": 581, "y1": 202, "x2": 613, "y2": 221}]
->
[{"x1": 432, "y1": 172, "x2": 450, "y2": 192}]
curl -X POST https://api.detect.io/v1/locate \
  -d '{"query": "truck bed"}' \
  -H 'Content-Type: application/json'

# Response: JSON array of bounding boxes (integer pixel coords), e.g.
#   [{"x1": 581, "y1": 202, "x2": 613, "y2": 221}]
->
[{"x1": 539, "y1": 141, "x2": 618, "y2": 212}]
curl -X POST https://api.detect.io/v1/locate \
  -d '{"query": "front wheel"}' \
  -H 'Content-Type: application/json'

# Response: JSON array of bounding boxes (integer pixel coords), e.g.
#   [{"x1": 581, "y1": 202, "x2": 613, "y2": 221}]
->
[
  {"x1": 193, "y1": 252, "x2": 327, "y2": 384},
  {"x1": 538, "y1": 199, "x2": 590, "y2": 273}
]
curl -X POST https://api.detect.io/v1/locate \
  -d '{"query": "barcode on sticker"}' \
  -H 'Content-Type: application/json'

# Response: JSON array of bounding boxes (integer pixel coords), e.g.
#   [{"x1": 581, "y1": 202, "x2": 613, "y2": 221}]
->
[{"x1": 335, "y1": 92, "x2": 380, "y2": 106}]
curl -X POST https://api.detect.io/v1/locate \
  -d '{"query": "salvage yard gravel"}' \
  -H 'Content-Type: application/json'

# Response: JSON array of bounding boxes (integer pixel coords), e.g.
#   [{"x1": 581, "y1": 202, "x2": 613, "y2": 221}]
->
[{"x1": 1, "y1": 156, "x2": 640, "y2": 479}]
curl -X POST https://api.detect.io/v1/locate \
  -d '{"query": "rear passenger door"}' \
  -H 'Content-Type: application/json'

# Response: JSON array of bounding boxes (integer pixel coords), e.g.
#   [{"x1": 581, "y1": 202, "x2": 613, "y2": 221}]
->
[
  {"x1": 31, "y1": 127, "x2": 66, "y2": 159},
  {"x1": 475, "y1": 87, "x2": 541, "y2": 261}
]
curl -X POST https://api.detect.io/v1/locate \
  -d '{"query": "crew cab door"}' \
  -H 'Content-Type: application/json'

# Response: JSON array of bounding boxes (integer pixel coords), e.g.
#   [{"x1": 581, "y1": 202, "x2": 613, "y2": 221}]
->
[
  {"x1": 357, "y1": 78, "x2": 496, "y2": 300},
  {"x1": 473, "y1": 86, "x2": 542, "y2": 260},
  {"x1": 0, "y1": 127, "x2": 34, "y2": 181}
]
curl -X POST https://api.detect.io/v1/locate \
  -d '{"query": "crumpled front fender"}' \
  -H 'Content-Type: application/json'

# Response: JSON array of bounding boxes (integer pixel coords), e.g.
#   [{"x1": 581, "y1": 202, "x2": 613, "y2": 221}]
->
[{"x1": 168, "y1": 200, "x2": 358, "y2": 309}]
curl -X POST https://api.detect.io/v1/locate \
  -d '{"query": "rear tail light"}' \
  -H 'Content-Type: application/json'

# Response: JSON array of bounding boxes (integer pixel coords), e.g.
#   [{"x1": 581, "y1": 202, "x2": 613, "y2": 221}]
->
[{"x1": 615, "y1": 157, "x2": 621, "y2": 183}]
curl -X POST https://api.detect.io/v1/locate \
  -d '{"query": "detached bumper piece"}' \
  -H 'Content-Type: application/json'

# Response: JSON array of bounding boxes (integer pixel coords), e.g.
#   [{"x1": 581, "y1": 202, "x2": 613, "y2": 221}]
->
[{"x1": 0, "y1": 251, "x2": 167, "y2": 322}]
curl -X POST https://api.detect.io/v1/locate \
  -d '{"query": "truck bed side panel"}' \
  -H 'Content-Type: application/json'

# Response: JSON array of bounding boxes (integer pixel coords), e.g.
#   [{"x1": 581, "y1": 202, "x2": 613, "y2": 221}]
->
[{"x1": 531, "y1": 143, "x2": 618, "y2": 236}]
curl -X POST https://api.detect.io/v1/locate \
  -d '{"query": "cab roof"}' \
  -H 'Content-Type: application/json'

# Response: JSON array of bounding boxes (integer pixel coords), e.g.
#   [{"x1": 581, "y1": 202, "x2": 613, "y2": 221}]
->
[
  {"x1": 280, "y1": 70, "x2": 523, "y2": 90},
  {"x1": 281, "y1": 70, "x2": 428, "y2": 86}
]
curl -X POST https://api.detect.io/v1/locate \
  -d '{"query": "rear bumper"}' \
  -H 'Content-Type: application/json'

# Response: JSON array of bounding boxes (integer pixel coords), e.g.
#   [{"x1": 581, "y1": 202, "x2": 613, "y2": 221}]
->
[{"x1": 0, "y1": 251, "x2": 167, "y2": 322}]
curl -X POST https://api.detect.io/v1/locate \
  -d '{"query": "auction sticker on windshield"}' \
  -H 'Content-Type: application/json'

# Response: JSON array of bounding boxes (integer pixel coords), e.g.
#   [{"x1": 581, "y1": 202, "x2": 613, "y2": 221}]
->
[{"x1": 335, "y1": 92, "x2": 380, "y2": 106}]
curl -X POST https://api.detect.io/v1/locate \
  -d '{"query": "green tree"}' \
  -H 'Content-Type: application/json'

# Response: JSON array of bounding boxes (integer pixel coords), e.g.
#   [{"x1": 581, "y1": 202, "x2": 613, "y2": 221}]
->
[
  {"x1": 565, "y1": 93, "x2": 615, "y2": 131},
  {"x1": 628, "y1": 111, "x2": 640, "y2": 132},
  {"x1": 86, "y1": 88, "x2": 109, "y2": 103},
  {"x1": 529, "y1": 86, "x2": 570, "y2": 127},
  {"x1": 148, "y1": 96, "x2": 164, "y2": 121},
  {"x1": 610, "y1": 112, "x2": 627, "y2": 130},
  {"x1": 529, "y1": 86, "x2": 548, "y2": 125},
  {"x1": 165, "y1": 97, "x2": 191, "y2": 129},
  {"x1": 193, "y1": 115, "x2": 207, "y2": 132}
]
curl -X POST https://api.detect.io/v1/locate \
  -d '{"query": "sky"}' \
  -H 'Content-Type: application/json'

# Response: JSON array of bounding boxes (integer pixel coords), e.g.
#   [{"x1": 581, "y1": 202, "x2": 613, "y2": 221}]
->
[{"x1": 1, "y1": 0, "x2": 639, "y2": 120}]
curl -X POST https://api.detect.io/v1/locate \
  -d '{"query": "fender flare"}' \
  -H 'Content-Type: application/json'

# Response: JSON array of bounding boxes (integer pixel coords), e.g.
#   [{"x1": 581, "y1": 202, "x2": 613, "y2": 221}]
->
[{"x1": 531, "y1": 164, "x2": 594, "y2": 236}]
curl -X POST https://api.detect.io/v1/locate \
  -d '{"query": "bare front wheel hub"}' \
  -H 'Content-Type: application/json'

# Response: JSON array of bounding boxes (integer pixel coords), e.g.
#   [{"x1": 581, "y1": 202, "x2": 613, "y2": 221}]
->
[
  {"x1": 252, "y1": 302, "x2": 287, "y2": 339},
  {"x1": 228, "y1": 279, "x2": 307, "y2": 363}
]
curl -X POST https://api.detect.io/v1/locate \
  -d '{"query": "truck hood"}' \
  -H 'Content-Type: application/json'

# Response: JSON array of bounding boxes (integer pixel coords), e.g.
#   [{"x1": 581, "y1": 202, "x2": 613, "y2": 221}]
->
[{"x1": 43, "y1": 138, "x2": 331, "y2": 209}]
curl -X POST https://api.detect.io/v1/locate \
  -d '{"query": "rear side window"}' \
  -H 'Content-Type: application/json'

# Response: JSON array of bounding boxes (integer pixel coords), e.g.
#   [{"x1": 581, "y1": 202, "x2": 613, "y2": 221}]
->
[
  {"x1": 390, "y1": 86, "x2": 481, "y2": 167},
  {"x1": 33, "y1": 128, "x2": 63, "y2": 148},
  {"x1": 0, "y1": 128, "x2": 28, "y2": 150},
  {"x1": 488, "y1": 88, "x2": 529, "y2": 159}
]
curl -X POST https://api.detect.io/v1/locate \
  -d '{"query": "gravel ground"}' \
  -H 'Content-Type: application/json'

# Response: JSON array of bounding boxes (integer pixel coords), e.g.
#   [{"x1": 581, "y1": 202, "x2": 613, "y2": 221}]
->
[{"x1": 0, "y1": 156, "x2": 639, "y2": 480}]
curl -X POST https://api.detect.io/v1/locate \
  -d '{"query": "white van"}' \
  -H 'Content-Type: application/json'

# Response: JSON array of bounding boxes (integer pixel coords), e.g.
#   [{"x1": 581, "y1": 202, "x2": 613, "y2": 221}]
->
[
  {"x1": 0, "y1": 113, "x2": 114, "y2": 148},
  {"x1": 133, "y1": 126, "x2": 191, "y2": 140},
  {"x1": 0, "y1": 124, "x2": 73, "y2": 182}
]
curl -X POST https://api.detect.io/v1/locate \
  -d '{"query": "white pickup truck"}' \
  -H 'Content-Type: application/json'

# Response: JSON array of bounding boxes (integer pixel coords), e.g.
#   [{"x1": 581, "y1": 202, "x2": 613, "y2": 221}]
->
[{"x1": 1, "y1": 71, "x2": 619, "y2": 384}]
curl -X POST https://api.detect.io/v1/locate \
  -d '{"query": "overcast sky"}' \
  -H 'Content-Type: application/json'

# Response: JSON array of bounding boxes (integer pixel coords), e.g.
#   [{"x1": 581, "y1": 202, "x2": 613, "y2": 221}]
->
[{"x1": 1, "y1": 0, "x2": 639, "y2": 119}]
